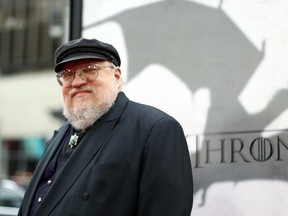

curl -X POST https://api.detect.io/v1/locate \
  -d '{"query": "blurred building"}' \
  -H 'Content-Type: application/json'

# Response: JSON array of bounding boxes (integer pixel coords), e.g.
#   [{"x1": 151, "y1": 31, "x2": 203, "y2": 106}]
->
[{"x1": 0, "y1": 0, "x2": 69, "y2": 185}]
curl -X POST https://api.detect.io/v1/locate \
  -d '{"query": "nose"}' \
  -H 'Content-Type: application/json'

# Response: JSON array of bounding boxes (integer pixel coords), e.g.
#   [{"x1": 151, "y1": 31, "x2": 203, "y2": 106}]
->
[{"x1": 71, "y1": 71, "x2": 87, "y2": 87}]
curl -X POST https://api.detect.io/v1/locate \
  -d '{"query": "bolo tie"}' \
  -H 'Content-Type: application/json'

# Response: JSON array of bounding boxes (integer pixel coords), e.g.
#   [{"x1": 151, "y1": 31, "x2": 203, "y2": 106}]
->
[{"x1": 68, "y1": 131, "x2": 86, "y2": 148}]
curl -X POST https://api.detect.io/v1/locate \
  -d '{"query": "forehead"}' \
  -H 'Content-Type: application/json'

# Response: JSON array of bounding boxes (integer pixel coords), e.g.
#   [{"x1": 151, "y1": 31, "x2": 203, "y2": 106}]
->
[{"x1": 62, "y1": 59, "x2": 107, "y2": 70}]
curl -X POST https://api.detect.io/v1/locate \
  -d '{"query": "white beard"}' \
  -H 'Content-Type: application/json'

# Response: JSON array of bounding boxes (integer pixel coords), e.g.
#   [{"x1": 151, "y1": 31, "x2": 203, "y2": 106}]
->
[
  {"x1": 63, "y1": 91, "x2": 118, "y2": 132},
  {"x1": 63, "y1": 104, "x2": 111, "y2": 132}
]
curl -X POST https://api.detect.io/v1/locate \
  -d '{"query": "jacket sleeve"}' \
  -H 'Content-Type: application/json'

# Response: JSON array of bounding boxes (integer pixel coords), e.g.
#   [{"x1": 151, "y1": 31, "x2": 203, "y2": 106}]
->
[{"x1": 138, "y1": 116, "x2": 193, "y2": 216}]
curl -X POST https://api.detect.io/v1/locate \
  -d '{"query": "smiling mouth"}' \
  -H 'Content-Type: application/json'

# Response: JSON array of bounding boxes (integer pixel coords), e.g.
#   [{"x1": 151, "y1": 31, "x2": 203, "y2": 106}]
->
[{"x1": 71, "y1": 90, "x2": 92, "y2": 97}]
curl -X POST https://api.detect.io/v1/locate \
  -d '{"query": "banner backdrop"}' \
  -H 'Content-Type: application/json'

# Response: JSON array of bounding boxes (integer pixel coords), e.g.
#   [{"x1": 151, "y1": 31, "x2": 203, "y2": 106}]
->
[{"x1": 82, "y1": 0, "x2": 288, "y2": 215}]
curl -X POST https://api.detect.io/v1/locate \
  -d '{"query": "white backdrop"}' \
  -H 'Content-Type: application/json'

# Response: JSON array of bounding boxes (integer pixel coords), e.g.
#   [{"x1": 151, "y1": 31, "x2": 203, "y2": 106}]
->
[{"x1": 82, "y1": 0, "x2": 288, "y2": 215}]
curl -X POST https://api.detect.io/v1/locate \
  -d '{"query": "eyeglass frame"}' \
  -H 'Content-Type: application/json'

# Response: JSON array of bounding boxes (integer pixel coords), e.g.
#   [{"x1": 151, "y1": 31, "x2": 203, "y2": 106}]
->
[{"x1": 56, "y1": 62, "x2": 116, "y2": 87}]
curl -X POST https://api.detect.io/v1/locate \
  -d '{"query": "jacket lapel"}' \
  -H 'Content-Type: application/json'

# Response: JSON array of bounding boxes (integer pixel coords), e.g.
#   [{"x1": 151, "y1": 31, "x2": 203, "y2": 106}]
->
[
  {"x1": 34, "y1": 92, "x2": 129, "y2": 216},
  {"x1": 21, "y1": 123, "x2": 70, "y2": 216}
]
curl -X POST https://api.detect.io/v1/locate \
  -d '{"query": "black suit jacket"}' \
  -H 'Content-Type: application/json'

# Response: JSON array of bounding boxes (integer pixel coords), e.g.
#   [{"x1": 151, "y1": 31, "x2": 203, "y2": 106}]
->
[{"x1": 19, "y1": 92, "x2": 193, "y2": 216}]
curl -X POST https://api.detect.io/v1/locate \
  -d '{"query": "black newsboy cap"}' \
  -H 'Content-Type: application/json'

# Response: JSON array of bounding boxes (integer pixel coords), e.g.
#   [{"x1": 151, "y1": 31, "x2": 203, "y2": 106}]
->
[{"x1": 54, "y1": 38, "x2": 121, "y2": 72}]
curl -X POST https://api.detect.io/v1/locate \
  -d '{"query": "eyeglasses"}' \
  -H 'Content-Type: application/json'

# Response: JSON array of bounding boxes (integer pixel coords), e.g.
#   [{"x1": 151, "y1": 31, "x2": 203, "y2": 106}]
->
[{"x1": 56, "y1": 63, "x2": 115, "y2": 87}]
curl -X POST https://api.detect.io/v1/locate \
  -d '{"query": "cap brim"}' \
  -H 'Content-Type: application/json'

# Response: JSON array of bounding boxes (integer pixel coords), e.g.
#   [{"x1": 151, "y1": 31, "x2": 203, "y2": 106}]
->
[{"x1": 55, "y1": 55, "x2": 108, "y2": 72}]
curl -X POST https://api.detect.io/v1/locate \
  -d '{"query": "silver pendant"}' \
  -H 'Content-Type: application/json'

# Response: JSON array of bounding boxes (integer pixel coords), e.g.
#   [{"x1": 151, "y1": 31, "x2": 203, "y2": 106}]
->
[{"x1": 68, "y1": 133, "x2": 79, "y2": 148}]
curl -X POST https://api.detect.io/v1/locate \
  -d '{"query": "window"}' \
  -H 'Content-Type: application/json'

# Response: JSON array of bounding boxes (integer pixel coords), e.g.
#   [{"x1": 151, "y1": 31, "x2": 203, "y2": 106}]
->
[{"x1": 0, "y1": 0, "x2": 69, "y2": 75}]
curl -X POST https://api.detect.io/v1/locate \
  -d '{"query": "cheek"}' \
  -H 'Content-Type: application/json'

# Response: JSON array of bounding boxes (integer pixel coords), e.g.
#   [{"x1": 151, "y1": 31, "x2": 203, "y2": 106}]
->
[{"x1": 62, "y1": 89, "x2": 72, "y2": 105}]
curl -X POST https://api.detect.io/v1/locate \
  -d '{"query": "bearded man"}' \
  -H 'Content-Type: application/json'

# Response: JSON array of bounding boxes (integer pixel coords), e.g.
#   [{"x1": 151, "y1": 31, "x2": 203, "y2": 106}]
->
[{"x1": 18, "y1": 38, "x2": 193, "y2": 216}]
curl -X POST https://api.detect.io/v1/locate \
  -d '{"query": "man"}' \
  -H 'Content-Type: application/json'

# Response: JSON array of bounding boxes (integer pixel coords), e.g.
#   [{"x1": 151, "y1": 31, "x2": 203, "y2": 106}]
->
[{"x1": 18, "y1": 38, "x2": 193, "y2": 216}]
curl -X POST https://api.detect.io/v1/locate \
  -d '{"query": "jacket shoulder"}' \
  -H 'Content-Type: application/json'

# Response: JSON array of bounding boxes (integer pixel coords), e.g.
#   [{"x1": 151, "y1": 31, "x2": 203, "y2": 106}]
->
[{"x1": 125, "y1": 100, "x2": 178, "y2": 125}]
